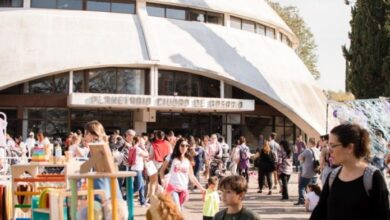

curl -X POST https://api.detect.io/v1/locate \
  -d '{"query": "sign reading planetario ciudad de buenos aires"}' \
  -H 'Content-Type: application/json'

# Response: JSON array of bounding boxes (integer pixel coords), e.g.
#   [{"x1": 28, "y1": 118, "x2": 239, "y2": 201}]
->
[{"x1": 68, "y1": 93, "x2": 255, "y2": 112}]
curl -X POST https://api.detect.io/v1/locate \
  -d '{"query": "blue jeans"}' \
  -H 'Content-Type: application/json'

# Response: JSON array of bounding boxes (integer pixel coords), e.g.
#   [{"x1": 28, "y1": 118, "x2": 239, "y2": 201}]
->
[
  {"x1": 94, "y1": 177, "x2": 123, "y2": 202},
  {"x1": 298, "y1": 176, "x2": 318, "y2": 203},
  {"x1": 133, "y1": 170, "x2": 146, "y2": 205},
  {"x1": 171, "y1": 191, "x2": 182, "y2": 210}
]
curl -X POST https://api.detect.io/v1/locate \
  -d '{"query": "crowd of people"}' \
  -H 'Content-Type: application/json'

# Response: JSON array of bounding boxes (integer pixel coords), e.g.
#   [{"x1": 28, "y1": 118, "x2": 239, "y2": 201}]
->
[{"x1": 1, "y1": 121, "x2": 390, "y2": 219}]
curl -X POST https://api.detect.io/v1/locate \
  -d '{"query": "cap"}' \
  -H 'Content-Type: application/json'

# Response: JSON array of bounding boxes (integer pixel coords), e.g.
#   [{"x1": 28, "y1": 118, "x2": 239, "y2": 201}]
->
[{"x1": 29, "y1": 132, "x2": 34, "y2": 136}]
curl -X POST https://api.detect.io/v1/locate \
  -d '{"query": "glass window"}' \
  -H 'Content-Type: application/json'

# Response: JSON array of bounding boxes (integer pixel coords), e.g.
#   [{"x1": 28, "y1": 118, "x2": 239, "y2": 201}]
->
[
  {"x1": 111, "y1": 0, "x2": 135, "y2": 14},
  {"x1": 201, "y1": 77, "x2": 219, "y2": 97},
  {"x1": 0, "y1": 0, "x2": 23, "y2": 7},
  {"x1": 166, "y1": 7, "x2": 186, "y2": 20},
  {"x1": 28, "y1": 108, "x2": 45, "y2": 120},
  {"x1": 174, "y1": 72, "x2": 190, "y2": 96},
  {"x1": 31, "y1": 0, "x2": 56, "y2": 8},
  {"x1": 87, "y1": 0, "x2": 110, "y2": 12},
  {"x1": 230, "y1": 17, "x2": 241, "y2": 30},
  {"x1": 146, "y1": 4, "x2": 165, "y2": 17},
  {"x1": 158, "y1": 70, "x2": 174, "y2": 95},
  {"x1": 57, "y1": 0, "x2": 82, "y2": 10},
  {"x1": 47, "y1": 108, "x2": 68, "y2": 121},
  {"x1": 117, "y1": 69, "x2": 145, "y2": 94},
  {"x1": 0, "y1": 84, "x2": 22, "y2": 94},
  {"x1": 256, "y1": 24, "x2": 265, "y2": 35},
  {"x1": 242, "y1": 19, "x2": 255, "y2": 33},
  {"x1": 54, "y1": 73, "x2": 69, "y2": 93},
  {"x1": 73, "y1": 71, "x2": 84, "y2": 92},
  {"x1": 266, "y1": 27, "x2": 275, "y2": 39},
  {"x1": 88, "y1": 68, "x2": 116, "y2": 93},
  {"x1": 188, "y1": 9, "x2": 205, "y2": 22},
  {"x1": 206, "y1": 12, "x2": 223, "y2": 25},
  {"x1": 29, "y1": 76, "x2": 54, "y2": 94},
  {"x1": 190, "y1": 75, "x2": 200, "y2": 96}
]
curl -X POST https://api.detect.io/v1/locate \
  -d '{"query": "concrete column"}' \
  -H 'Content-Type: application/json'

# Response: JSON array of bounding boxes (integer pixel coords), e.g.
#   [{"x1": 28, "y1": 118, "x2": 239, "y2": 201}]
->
[
  {"x1": 220, "y1": 80, "x2": 224, "y2": 98},
  {"x1": 133, "y1": 121, "x2": 147, "y2": 134},
  {"x1": 69, "y1": 71, "x2": 73, "y2": 94},
  {"x1": 224, "y1": 13, "x2": 230, "y2": 27},
  {"x1": 150, "y1": 66, "x2": 158, "y2": 96},
  {"x1": 226, "y1": 124, "x2": 232, "y2": 147},
  {"x1": 23, "y1": 0, "x2": 30, "y2": 8}
]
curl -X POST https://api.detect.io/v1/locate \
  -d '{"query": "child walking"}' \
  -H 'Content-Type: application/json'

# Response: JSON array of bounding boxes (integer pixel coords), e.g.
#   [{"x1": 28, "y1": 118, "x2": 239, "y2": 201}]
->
[
  {"x1": 305, "y1": 184, "x2": 321, "y2": 212},
  {"x1": 203, "y1": 177, "x2": 220, "y2": 220},
  {"x1": 213, "y1": 175, "x2": 261, "y2": 220}
]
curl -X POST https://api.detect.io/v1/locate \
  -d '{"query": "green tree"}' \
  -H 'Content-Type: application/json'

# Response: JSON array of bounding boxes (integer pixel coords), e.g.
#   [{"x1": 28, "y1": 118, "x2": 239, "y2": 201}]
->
[
  {"x1": 267, "y1": 1, "x2": 320, "y2": 79},
  {"x1": 343, "y1": 0, "x2": 390, "y2": 98}
]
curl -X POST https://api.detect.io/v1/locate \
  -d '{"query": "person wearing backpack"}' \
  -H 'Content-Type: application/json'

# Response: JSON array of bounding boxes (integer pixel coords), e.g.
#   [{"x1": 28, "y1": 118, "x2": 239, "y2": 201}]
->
[
  {"x1": 295, "y1": 137, "x2": 320, "y2": 205},
  {"x1": 237, "y1": 136, "x2": 251, "y2": 183},
  {"x1": 310, "y1": 123, "x2": 389, "y2": 220},
  {"x1": 130, "y1": 136, "x2": 149, "y2": 207}
]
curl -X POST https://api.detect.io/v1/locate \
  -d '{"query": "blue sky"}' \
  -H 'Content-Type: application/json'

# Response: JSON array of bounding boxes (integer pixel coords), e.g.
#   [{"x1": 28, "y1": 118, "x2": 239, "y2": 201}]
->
[{"x1": 273, "y1": 0, "x2": 352, "y2": 91}]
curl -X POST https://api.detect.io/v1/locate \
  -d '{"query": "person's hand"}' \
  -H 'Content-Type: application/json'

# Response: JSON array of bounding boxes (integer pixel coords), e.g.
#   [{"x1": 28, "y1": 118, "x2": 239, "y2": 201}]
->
[{"x1": 200, "y1": 187, "x2": 206, "y2": 194}]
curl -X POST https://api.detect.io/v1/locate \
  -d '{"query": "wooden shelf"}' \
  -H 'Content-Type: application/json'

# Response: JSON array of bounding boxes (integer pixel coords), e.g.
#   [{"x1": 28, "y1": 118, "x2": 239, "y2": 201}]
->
[
  {"x1": 14, "y1": 177, "x2": 65, "y2": 182},
  {"x1": 14, "y1": 191, "x2": 41, "y2": 196}
]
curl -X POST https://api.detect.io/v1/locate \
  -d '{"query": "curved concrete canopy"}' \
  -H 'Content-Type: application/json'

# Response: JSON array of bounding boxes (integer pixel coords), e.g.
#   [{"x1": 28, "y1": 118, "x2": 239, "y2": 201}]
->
[{"x1": 0, "y1": 9, "x2": 326, "y2": 137}]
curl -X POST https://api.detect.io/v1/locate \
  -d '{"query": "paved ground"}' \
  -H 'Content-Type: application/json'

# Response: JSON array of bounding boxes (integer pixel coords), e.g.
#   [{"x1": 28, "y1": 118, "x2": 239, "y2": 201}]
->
[{"x1": 134, "y1": 171, "x2": 311, "y2": 220}]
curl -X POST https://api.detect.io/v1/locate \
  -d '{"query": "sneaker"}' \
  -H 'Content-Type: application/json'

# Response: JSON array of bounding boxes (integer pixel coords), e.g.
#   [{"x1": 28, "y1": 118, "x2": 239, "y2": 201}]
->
[
  {"x1": 268, "y1": 191, "x2": 272, "y2": 195},
  {"x1": 294, "y1": 202, "x2": 304, "y2": 206},
  {"x1": 257, "y1": 190, "x2": 262, "y2": 193}
]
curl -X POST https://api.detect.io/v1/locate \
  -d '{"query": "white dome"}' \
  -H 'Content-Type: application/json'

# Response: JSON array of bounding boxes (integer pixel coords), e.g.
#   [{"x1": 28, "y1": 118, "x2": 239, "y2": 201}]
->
[{"x1": 0, "y1": 5, "x2": 325, "y2": 136}]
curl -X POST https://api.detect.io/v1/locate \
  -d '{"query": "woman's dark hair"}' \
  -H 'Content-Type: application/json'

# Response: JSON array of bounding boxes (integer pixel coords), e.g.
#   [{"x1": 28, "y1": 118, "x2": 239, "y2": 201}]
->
[
  {"x1": 279, "y1": 140, "x2": 292, "y2": 158},
  {"x1": 171, "y1": 138, "x2": 192, "y2": 161},
  {"x1": 308, "y1": 184, "x2": 322, "y2": 196},
  {"x1": 330, "y1": 123, "x2": 370, "y2": 158},
  {"x1": 188, "y1": 136, "x2": 196, "y2": 146}
]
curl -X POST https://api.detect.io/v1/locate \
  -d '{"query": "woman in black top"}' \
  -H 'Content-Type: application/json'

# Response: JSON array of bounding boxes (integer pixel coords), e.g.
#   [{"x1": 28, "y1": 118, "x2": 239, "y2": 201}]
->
[
  {"x1": 310, "y1": 123, "x2": 389, "y2": 220},
  {"x1": 255, "y1": 141, "x2": 276, "y2": 195}
]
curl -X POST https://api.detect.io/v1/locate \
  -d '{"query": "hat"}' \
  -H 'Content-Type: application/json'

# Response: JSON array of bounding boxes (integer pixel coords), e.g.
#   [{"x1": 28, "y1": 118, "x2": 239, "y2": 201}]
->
[{"x1": 29, "y1": 132, "x2": 34, "y2": 136}]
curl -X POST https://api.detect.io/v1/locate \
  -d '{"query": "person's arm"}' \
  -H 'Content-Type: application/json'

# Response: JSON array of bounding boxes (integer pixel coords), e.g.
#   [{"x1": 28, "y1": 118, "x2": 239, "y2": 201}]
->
[
  {"x1": 159, "y1": 160, "x2": 169, "y2": 187},
  {"x1": 189, "y1": 163, "x2": 205, "y2": 192},
  {"x1": 309, "y1": 174, "x2": 330, "y2": 220},
  {"x1": 138, "y1": 145, "x2": 149, "y2": 158},
  {"x1": 319, "y1": 149, "x2": 326, "y2": 172},
  {"x1": 371, "y1": 170, "x2": 390, "y2": 220},
  {"x1": 298, "y1": 150, "x2": 306, "y2": 161},
  {"x1": 305, "y1": 196, "x2": 310, "y2": 212}
]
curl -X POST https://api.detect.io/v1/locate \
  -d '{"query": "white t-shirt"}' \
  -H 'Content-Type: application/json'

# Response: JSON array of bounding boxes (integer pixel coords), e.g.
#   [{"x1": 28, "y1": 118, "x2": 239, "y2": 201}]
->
[
  {"x1": 306, "y1": 191, "x2": 320, "y2": 211},
  {"x1": 131, "y1": 146, "x2": 146, "y2": 171},
  {"x1": 167, "y1": 157, "x2": 191, "y2": 189}
]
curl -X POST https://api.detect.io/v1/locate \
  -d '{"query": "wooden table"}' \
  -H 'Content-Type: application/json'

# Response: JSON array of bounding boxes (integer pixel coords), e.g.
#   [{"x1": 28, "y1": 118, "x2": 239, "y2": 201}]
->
[{"x1": 68, "y1": 171, "x2": 136, "y2": 220}]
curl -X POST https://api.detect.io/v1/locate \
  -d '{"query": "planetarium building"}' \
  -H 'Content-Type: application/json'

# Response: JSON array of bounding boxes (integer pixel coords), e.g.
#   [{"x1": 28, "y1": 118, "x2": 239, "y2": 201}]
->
[{"x1": 0, "y1": 0, "x2": 326, "y2": 146}]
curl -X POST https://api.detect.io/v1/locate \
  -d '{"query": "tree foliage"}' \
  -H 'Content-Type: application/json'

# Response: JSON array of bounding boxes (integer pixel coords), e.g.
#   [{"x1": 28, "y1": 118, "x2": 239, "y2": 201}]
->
[
  {"x1": 267, "y1": 1, "x2": 320, "y2": 79},
  {"x1": 343, "y1": 0, "x2": 390, "y2": 98}
]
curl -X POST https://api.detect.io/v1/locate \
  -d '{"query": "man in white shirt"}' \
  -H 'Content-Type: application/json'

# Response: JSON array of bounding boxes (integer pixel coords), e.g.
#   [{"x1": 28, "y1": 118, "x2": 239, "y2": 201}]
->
[
  {"x1": 25, "y1": 132, "x2": 36, "y2": 157},
  {"x1": 269, "y1": 133, "x2": 280, "y2": 189}
]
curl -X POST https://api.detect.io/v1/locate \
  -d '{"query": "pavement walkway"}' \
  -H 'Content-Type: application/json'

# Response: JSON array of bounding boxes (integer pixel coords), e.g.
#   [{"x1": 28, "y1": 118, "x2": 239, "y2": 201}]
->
[{"x1": 134, "y1": 171, "x2": 311, "y2": 220}]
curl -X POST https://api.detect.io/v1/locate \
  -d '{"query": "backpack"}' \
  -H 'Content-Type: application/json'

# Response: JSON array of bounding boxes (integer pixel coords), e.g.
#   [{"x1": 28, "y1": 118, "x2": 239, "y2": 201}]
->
[
  {"x1": 127, "y1": 147, "x2": 137, "y2": 167},
  {"x1": 310, "y1": 148, "x2": 321, "y2": 174},
  {"x1": 238, "y1": 146, "x2": 250, "y2": 169},
  {"x1": 328, "y1": 165, "x2": 378, "y2": 196}
]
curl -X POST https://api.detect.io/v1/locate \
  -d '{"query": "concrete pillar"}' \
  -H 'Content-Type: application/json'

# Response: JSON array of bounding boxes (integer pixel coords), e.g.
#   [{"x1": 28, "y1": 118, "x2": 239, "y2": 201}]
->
[
  {"x1": 69, "y1": 71, "x2": 73, "y2": 94},
  {"x1": 133, "y1": 121, "x2": 147, "y2": 134},
  {"x1": 220, "y1": 80, "x2": 224, "y2": 98},
  {"x1": 23, "y1": 0, "x2": 30, "y2": 8}
]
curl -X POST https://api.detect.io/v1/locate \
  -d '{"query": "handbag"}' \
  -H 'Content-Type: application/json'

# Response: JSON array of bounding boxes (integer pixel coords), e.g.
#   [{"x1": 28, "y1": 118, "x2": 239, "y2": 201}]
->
[{"x1": 144, "y1": 161, "x2": 157, "y2": 176}]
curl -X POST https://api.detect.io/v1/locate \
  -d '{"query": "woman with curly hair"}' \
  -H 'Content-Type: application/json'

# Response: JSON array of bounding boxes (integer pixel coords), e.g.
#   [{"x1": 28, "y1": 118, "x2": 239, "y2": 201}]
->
[
  {"x1": 146, "y1": 192, "x2": 184, "y2": 220},
  {"x1": 159, "y1": 138, "x2": 205, "y2": 209}
]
